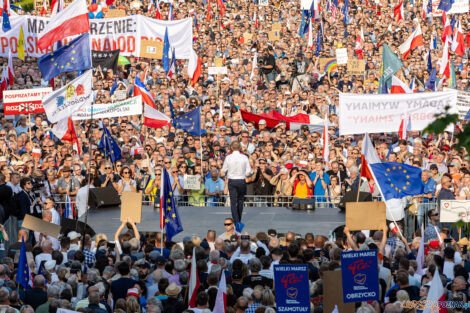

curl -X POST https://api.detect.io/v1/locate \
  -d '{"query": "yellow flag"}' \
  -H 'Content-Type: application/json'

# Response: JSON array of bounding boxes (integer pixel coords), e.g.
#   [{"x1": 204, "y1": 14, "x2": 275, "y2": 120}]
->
[{"x1": 17, "y1": 26, "x2": 25, "y2": 61}]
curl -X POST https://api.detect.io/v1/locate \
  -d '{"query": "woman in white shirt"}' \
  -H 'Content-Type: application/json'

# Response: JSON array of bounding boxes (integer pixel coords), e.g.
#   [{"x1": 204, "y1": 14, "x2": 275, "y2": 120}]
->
[{"x1": 117, "y1": 166, "x2": 137, "y2": 194}]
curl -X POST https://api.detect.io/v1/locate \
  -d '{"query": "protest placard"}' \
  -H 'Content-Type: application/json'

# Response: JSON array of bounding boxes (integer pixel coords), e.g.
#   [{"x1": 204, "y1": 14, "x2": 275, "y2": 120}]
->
[
  {"x1": 114, "y1": 90, "x2": 127, "y2": 101},
  {"x1": 323, "y1": 271, "x2": 355, "y2": 313},
  {"x1": 244, "y1": 33, "x2": 253, "y2": 42},
  {"x1": 72, "y1": 96, "x2": 142, "y2": 120},
  {"x1": 444, "y1": 88, "x2": 470, "y2": 120},
  {"x1": 273, "y1": 264, "x2": 310, "y2": 313},
  {"x1": 184, "y1": 175, "x2": 201, "y2": 190},
  {"x1": 338, "y1": 90, "x2": 458, "y2": 135},
  {"x1": 22, "y1": 215, "x2": 61, "y2": 238},
  {"x1": 346, "y1": 202, "x2": 386, "y2": 231},
  {"x1": 336, "y1": 48, "x2": 348, "y2": 65},
  {"x1": 347, "y1": 59, "x2": 365, "y2": 75},
  {"x1": 268, "y1": 30, "x2": 281, "y2": 42},
  {"x1": 208, "y1": 67, "x2": 228, "y2": 75},
  {"x1": 105, "y1": 9, "x2": 126, "y2": 18},
  {"x1": 3, "y1": 88, "x2": 52, "y2": 115},
  {"x1": 319, "y1": 58, "x2": 335, "y2": 71},
  {"x1": 272, "y1": 23, "x2": 282, "y2": 31},
  {"x1": 140, "y1": 40, "x2": 164, "y2": 59},
  {"x1": 341, "y1": 250, "x2": 379, "y2": 303},
  {"x1": 440, "y1": 200, "x2": 470, "y2": 223},
  {"x1": 121, "y1": 191, "x2": 142, "y2": 223}
]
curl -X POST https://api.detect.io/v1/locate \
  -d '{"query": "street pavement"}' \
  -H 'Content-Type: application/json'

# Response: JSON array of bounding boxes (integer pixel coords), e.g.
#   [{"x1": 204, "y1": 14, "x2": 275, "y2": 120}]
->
[{"x1": 87, "y1": 204, "x2": 345, "y2": 241}]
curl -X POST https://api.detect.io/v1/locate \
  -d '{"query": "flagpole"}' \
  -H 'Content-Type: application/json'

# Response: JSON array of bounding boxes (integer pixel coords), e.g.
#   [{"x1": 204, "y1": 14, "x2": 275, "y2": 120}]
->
[
  {"x1": 356, "y1": 133, "x2": 364, "y2": 202},
  {"x1": 82, "y1": 100, "x2": 95, "y2": 249}
]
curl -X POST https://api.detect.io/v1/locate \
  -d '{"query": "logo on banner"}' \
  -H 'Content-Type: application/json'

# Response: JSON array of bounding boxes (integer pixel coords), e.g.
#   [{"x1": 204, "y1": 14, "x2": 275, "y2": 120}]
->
[
  {"x1": 18, "y1": 103, "x2": 36, "y2": 113},
  {"x1": 348, "y1": 259, "x2": 372, "y2": 285},
  {"x1": 281, "y1": 272, "x2": 303, "y2": 303}
]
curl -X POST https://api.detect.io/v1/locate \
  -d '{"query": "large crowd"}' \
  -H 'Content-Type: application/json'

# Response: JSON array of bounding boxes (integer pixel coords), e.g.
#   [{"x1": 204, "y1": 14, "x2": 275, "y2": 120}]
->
[{"x1": 0, "y1": 0, "x2": 469, "y2": 311}]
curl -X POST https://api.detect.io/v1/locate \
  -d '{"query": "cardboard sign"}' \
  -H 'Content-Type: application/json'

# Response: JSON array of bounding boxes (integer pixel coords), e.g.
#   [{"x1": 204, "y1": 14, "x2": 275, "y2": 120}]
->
[
  {"x1": 121, "y1": 191, "x2": 142, "y2": 223},
  {"x1": 183, "y1": 175, "x2": 201, "y2": 190},
  {"x1": 272, "y1": 23, "x2": 282, "y2": 31},
  {"x1": 140, "y1": 40, "x2": 164, "y2": 59},
  {"x1": 319, "y1": 58, "x2": 336, "y2": 72},
  {"x1": 341, "y1": 250, "x2": 379, "y2": 303},
  {"x1": 336, "y1": 48, "x2": 348, "y2": 65},
  {"x1": 105, "y1": 9, "x2": 126, "y2": 18},
  {"x1": 323, "y1": 271, "x2": 355, "y2": 313},
  {"x1": 346, "y1": 202, "x2": 386, "y2": 231},
  {"x1": 440, "y1": 200, "x2": 470, "y2": 223},
  {"x1": 347, "y1": 59, "x2": 365, "y2": 75},
  {"x1": 114, "y1": 89, "x2": 127, "y2": 101},
  {"x1": 214, "y1": 57, "x2": 224, "y2": 67},
  {"x1": 22, "y1": 215, "x2": 61, "y2": 238},
  {"x1": 208, "y1": 67, "x2": 228, "y2": 75},
  {"x1": 268, "y1": 30, "x2": 280, "y2": 42},
  {"x1": 273, "y1": 264, "x2": 310, "y2": 312}
]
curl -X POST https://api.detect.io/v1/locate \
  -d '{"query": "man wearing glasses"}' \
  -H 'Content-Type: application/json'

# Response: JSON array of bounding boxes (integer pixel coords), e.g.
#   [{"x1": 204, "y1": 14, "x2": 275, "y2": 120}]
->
[
  {"x1": 218, "y1": 217, "x2": 240, "y2": 241},
  {"x1": 221, "y1": 141, "x2": 252, "y2": 232},
  {"x1": 423, "y1": 209, "x2": 441, "y2": 243},
  {"x1": 100, "y1": 163, "x2": 120, "y2": 192}
]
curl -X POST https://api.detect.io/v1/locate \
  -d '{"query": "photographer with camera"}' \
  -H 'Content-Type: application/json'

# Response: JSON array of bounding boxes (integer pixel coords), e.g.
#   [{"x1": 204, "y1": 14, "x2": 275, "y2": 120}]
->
[
  {"x1": 291, "y1": 51, "x2": 313, "y2": 92},
  {"x1": 260, "y1": 47, "x2": 276, "y2": 83}
]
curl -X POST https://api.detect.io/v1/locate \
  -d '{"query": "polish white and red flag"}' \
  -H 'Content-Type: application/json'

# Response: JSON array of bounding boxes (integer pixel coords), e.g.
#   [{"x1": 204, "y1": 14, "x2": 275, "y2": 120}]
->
[
  {"x1": 38, "y1": 0, "x2": 89, "y2": 50},
  {"x1": 398, "y1": 23, "x2": 423, "y2": 59},
  {"x1": 393, "y1": 0, "x2": 404, "y2": 22},
  {"x1": 391, "y1": 75, "x2": 412, "y2": 94},
  {"x1": 143, "y1": 104, "x2": 171, "y2": 128},
  {"x1": 212, "y1": 271, "x2": 227, "y2": 313},
  {"x1": 439, "y1": 39, "x2": 450, "y2": 78},
  {"x1": 322, "y1": 114, "x2": 330, "y2": 163},
  {"x1": 441, "y1": 13, "x2": 452, "y2": 43},
  {"x1": 422, "y1": 269, "x2": 447, "y2": 313},
  {"x1": 188, "y1": 247, "x2": 200, "y2": 308},
  {"x1": 451, "y1": 20, "x2": 465, "y2": 56}
]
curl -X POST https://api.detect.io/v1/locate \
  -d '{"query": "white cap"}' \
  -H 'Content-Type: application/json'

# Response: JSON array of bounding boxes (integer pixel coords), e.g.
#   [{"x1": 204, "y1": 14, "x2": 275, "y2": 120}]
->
[
  {"x1": 68, "y1": 231, "x2": 81, "y2": 240},
  {"x1": 44, "y1": 260, "x2": 56, "y2": 271}
]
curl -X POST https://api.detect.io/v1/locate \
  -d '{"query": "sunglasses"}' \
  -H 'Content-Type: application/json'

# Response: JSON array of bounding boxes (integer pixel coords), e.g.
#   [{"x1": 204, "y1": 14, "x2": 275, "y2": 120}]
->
[
  {"x1": 431, "y1": 213, "x2": 439, "y2": 216},
  {"x1": 164, "y1": 161, "x2": 171, "y2": 164},
  {"x1": 224, "y1": 223, "x2": 233, "y2": 226},
  {"x1": 105, "y1": 167, "x2": 112, "y2": 169},
  {"x1": 123, "y1": 171, "x2": 130, "y2": 174}
]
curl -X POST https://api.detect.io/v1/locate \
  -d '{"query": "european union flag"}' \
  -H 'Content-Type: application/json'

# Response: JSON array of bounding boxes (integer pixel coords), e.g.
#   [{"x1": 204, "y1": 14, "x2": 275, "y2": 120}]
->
[
  {"x1": 425, "y1": 68, "x2": 436, "y2": 91},
  {"x1": 343, "y1": 0, "x2": 349, "y2": 24},
  {"x1": 98, "y1": 124, "x2": 122, "y2": 163},
  {"x1": 2, "y1": 8, "x2": 11, "y2": 32},
  {"x1": 17, "y1": 238, "x2": 31, "y2": 300},
  {"x1": 110, "y1": 76, "x2": 118, "y2": 96},
  {"x1": 438, "y1": 0, "x2": 454, "y2": 11},
  {"x1": 37, "y1": 33, "x2": 91, "y2": 81},
  {"x1": 174, "y1": 107, "x2": 201, "y2": 136},
  {"x1": 370, "y1": 162, "x2": 424, "y2": 201},
  {"x1": 162, "y1": 168, "x2": 183, "y2": 242},
  {"x1": 169, "y1": 95, "x2": 176, "y2": 121},
  {"x1": 465, "y1": 108, "x2": 470, "y2": 121},
  {"x1": 162, "y1": 27, "x2": 170, "y2": 74}
]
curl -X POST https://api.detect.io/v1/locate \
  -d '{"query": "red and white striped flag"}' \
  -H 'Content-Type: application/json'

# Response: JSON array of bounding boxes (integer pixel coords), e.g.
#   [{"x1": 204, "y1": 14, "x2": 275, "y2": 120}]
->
[
  {"x1": 322, "y1": 114, "x2": 329, "y2": 164},
  {"x1": 40, "y1": 0, "x2": 47, "y2": 15},
  {"x1": 398, "y1": 115, "x2": 411, "y2": 140},
  {"x1": 398, "y1": 23, "x2": 424, "y2": 60},
  {"x1": 52, "y1": 117, "x2": 81, "y2": 154},
  {"x1": 441, "y1": 13, "x2": 452, "y2": 43},
  {"x1": 393, "y1": 0, "x2": 404, "y2": 22},
  {"x1": 438, "y1": 39, "x2": 450, "y2": 78},
  {"x1": 422, "y1": 269, "x2": 447, "y2": 313},
  {"x1": 212, "y1": 271, "x2": 227, "y2": 313},
  {"x1": 391, "y1": 75, "x2": 413, "y2": 94},
  {"x1": 188, "y1": 247, "x2": 200, "y2": 308},
  {"x1": 451, "y1": 20, "x2": 465, "y2": 56}
]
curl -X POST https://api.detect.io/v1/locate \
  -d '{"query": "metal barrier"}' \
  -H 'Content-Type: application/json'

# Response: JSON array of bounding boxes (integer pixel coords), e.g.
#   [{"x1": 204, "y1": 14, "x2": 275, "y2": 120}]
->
[{"x1": 54, "y1": 193, "x2": 438, "y2": 239}]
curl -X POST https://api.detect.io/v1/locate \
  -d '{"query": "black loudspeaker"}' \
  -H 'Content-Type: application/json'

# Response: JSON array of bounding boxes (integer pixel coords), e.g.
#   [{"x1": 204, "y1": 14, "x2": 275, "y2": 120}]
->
[
  {"x1": 88, "y1": 187, "x2": 121, "y2": 210},
  {"x1": 292, "y1": 198, "x2": 315, "y2": 210},
  {"x1": 338, "y1": 189, "x2": 372, "y2": 211}
]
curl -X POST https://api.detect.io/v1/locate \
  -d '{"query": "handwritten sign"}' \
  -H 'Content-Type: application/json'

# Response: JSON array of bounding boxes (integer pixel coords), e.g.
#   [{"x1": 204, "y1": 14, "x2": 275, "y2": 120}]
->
[
  {"x1": 336, "y1": 48, "x2": 348, "y2": 65},
  {"x1": 268, "y1": 30, "x2": 280, "y2": 42},
  {"x1": 444, "y1": 88, "x2": 470, "y2": 120},
  {"x1": 273, "y1": 264, "x2": 310, "y2": 312},
  {"x1": 440, "y1": 200, "x2": 470, "y2": 222},
  {"x1": 214, "y1": 57, "x2": 224, "y2": 67},
  {"x1": 340, "y1": 250, "x2": 379, "y2": 303},
  {"x1": 183, "y1": 175, "x2": 201, "y2": 190},
  {"x1": 244, "y1": 33, "x2": 253, "y2": 42},
  {"x1": 347, "y1": 59, "x2": 365, "y2": 75}
]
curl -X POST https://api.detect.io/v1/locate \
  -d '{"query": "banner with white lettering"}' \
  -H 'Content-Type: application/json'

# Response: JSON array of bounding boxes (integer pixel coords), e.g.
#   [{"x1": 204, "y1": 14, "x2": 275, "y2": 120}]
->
[
  {"x1": 3, "y1": 88, "x2": 52, "y2": 115},
  {"x1": 338, "y1": 91, "x2": 458, "y2": 135},
  {"x1": 72, "y1": 96, "x2": 142, "y2": 120},
  {"x1": 0, "y1": 16, "x2": 192, "y2": 58}
]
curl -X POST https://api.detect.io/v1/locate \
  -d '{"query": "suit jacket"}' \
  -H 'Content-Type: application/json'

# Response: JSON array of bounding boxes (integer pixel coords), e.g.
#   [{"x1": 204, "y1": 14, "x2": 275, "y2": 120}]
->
[{"x1": 24, "y1": 288, "x2": 47, "y2": 309}]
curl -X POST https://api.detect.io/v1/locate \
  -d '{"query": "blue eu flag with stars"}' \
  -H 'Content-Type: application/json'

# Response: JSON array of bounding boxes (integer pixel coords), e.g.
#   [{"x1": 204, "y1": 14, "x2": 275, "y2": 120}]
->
[
  {"x1": 17, "y1": 238, "x2": 31, "y2": 301},
  {"x1": 174, "y1": 107, "x2": 201, "y2": 136},
  {"x1": 438, "y1": 0, "x2": 454, "y2": 11},
  {"x1": 2, "y1": 9, "x2": 11, "y2": 32},
  {"x1": 370, "y1": 162, "x2": 424, "y2": 201},
  {"x1": 162, "y1": 168, "x2": 183, "y2": 242},
  {"x1": 98, "y1": 125, "x2": 122, "y2": 163},
  {"x1": 37, "y1": 33, "x2": 91, "y2": 81},
  {"x1": 162, "y1": 27, "x2": 170, "y2": 74}
]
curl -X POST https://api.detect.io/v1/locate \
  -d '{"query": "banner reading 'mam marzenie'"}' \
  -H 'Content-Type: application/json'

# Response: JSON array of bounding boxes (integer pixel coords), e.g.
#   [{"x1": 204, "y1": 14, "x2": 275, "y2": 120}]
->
[
  {"x1": 72, "y1": 96, "x2": 142, "y2": 120},
  {"x1": 0, "y1": 16, "x2": 192, "y2": 59},
  {"x1": 338, "y1": 90, "x2": 458, "y2": 136}
]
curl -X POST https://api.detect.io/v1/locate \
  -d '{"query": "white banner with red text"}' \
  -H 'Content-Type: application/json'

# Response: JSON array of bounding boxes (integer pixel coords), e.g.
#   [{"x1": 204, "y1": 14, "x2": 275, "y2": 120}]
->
[
  {"x1": 0, "y1": 15, "x2": 193, "y2": 59},
  {"x1": 338, "y1": 90, "x2": 458, "y2": 136},
  {"x1": 3, "y1": 88, "x2": 52, "y2": 115}
]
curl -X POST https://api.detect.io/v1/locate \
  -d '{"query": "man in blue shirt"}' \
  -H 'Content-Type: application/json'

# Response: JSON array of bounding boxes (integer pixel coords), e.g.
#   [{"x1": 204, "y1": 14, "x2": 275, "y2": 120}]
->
[
  {"x1": 205, "y1": 169, "x2": 225, "y2": 206},
  {"x1": 309, "y1": 159, "x2": 330, "y2": 206},
  {"x1": 418, "y1": 170, "x2": 436, "y2": 227}
]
